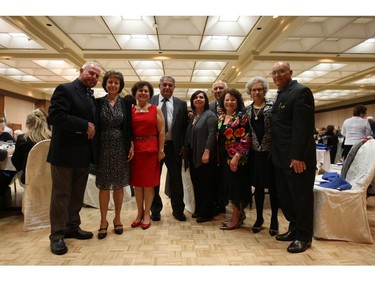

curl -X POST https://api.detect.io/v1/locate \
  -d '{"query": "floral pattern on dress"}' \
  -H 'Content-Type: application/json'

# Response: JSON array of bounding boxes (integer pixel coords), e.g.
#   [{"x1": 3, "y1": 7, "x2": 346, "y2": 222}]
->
[{"x1": 218, "y1": 110, "x2": 251, "y2": 165}]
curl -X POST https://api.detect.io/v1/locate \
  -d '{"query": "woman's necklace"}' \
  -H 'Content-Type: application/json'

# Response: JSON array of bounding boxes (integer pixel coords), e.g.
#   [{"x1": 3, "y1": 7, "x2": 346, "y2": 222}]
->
[
  {"x1": 253, "y1": 105, "x2": 264, "y2": 120},
  {"x1": 137, "y1": 103, "x2": 149, "y2": 112}
]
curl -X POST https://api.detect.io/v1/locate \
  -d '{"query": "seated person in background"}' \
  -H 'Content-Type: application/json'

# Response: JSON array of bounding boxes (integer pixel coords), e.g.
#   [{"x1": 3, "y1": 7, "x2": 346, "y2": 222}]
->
[
  {"x1": 11, "y1": 109, "x2": 52, "y2": 185},
  {"x1": 13, "y1": 130, "x2": 24, "y2": 141},
  {"x1": 0, "y1": 149, "x2": 14, "y2": 196},
  {"x1": 0, "y1": 119, "x2": 14, "y2": 142}
]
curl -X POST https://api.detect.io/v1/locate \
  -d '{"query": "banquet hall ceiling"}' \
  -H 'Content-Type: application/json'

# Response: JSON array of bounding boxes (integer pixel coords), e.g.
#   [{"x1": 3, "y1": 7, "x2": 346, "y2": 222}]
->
[{"x1": 1, "y1": 16, "x2": 375, "y2": 110}]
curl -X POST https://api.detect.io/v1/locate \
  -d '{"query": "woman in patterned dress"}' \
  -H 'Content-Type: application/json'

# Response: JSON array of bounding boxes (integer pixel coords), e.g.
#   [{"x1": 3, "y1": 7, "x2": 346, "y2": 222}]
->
[
  {"x1": 96, "y1": 71, "x2": 134, "y2": 239},
  {"x1": 130, "y1": 81, "x2": 165, "y2": 230},
  {"x1": 218, "y1": 88, "x2": 252, "y2": 230}
]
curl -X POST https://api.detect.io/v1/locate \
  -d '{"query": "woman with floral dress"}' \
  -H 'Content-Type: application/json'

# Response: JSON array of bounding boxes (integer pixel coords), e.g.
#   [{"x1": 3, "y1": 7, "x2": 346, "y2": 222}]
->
[{"x1": 217, "y1": 88, "x2": 251, "y2": 230}]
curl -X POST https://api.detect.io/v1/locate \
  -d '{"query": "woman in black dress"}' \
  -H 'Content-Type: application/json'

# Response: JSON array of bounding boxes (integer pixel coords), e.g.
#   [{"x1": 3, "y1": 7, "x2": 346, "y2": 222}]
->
[{"x1": 245, "y1": 77, "x2": 279, "y2": 236}]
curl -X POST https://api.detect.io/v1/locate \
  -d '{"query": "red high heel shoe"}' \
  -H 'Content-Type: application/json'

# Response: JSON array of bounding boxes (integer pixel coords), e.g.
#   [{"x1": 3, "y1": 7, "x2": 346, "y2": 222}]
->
[
  {"x1": 141, "y1": 222, "x2": 151, "y2": 230},
  {"x1": 131, "y1": 220, "x2": 142, "y2": 228}
]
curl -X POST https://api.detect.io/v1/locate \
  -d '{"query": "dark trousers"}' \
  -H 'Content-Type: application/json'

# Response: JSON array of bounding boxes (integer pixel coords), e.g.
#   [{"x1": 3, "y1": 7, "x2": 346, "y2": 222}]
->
[
  {"x1": 49, "y1": 165, "x2": 89, "y2": 241},
  {"x1": 188, "y1": 154, "x2": 216, "y2": 219},
  {"x1": 151, "y1": 141, "x2": 185, "y2": 215},
  {"x1": 342, "y1": 144, "x2": 353, "y2": 160},
  {"x1": 274, "y1": 166, "x2": 315, "y2": 242}
]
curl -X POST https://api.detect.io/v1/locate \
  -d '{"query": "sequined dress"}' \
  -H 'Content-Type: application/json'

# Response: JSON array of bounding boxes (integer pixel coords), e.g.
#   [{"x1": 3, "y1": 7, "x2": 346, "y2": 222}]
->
[{"x1": 96, "y1": 97, "x2": 130, "y2": 190}]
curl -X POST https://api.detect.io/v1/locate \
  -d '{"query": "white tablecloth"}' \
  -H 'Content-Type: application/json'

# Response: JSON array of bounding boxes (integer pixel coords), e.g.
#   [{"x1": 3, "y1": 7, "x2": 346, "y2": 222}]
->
[{"x1": 316, "y1": 149, "x2": 330, "y2": 172}]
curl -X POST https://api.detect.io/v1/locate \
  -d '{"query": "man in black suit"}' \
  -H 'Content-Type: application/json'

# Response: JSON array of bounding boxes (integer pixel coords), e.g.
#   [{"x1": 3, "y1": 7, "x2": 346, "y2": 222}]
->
[
  {"x1": 208, "y1": 80, "x2": 228, "y2": 214},
  {"x1": 271, "y1": 61, "x2": 316, "y2": 253},
  {"x1": 149, "y1": 75, "x2": 188, "y2": 221},
  {"x1": 209, "y1": 80, "x2": 227, "y2": 117},
  {"x1": 48, "y1": 61, "x2": 101, "y2": 255}
]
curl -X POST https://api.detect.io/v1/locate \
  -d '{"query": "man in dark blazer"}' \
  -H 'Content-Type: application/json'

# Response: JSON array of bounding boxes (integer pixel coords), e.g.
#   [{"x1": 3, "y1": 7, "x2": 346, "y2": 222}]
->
[
  {"x1": 208, "y1": 80, "x2": 228, "y2": 214},
  {"x1": 209, "y1": 80, "x2": 227, "y2": 117},
  {"x1": 149, "y1": 75, "x2": 188, "y2": 221},
  {"x1": 271, "y1": 61, "x2": 316, "y2": 253},
  {"x1": 48, "y1": 61, "x2": 101, "y2": 255}
]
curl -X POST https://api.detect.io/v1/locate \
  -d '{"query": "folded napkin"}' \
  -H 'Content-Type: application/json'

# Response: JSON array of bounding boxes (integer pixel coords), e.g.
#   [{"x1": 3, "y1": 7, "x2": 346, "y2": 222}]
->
[
  {"x1": 318, "y1": 172, "x2": 352, "y2": 190},
  {"x1": 316, "y1": 143, "x2": 329, "y2": 150}
]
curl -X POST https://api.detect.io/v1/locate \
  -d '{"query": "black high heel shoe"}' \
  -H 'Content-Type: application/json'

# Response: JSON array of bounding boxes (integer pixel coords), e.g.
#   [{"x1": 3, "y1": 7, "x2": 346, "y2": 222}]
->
[
  {"x1": 269, "y1": 222, "x2": 279, "y2": 236},
  {"x1": 113, "y1": 221, "x2": 123, "y2": 235},
  {"x1": 98, "y1": 221, "x2": 109, "y2": 240},
  {"x1": 252, "y1": 218, "x2": 264, "y2": 233},
  {"x1": 220, "y1": 219, "x2": 243, "y2": 230}
]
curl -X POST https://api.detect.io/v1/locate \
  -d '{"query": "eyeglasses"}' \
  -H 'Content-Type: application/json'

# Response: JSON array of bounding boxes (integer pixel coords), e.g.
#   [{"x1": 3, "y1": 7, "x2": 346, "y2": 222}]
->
[
  {"x1": 270, "y1": 69, "x2": 290, "y2": 77},
  {"x1": 250, "y1": 88, "x2": 264, "y2": 93}
]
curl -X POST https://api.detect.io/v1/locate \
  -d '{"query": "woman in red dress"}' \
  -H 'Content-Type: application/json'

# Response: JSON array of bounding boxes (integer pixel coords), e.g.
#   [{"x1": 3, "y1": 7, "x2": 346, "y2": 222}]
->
[{"x1": 130, "y1": 81, "x2": 165, "y2": 230}]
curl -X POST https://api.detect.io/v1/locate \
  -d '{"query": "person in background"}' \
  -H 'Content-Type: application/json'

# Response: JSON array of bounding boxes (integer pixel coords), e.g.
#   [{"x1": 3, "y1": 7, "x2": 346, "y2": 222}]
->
[
  {"x1": 185, "y1": 90, "x2": 217, "y2": 223},
  {"x1": 149, "y1": 75, "x2": 188, "y2": 222},
  {"x1": 0, "y1": 117, "x2": 13, "y2": 137},
  {"x1": 130, "y1": 81, "x2": 165, "y2": 230},
  {"x1": 218, "y1": 88, "x2": 251, "y2": 230},
  {"x1": 209, "y1": 80, "x2": 228, "y2": 215},
  {"x1": 13, "y1": 130, "x2": 24, "y2": 141},
  {"x1": 95, "y1": 70, "x2": 133, "y2": 239},
  {"x1": 245, "y1": 77, "x2": 279, "y2": 236},
  {"x1": 368, "y1": 116, "x2": 375, "y2": 138},
  {"x1": 0, "y1": 120, "x2": 14, "y2": 143},
  {"x1": 11, "y1": 109, "x2": 51, "y2": 185},
  {"x1": 341, "y1": 105, "x2": 373, "y2": 160},
  {"x1": 318, "y1": 124, "x2": 339, "y2": 164},
  {"x1": 48, "y1": 61, "x2": 101, "y2": 255},
  {"x1": 271, "y1": 61, "x2": 316, "y2": 253}
]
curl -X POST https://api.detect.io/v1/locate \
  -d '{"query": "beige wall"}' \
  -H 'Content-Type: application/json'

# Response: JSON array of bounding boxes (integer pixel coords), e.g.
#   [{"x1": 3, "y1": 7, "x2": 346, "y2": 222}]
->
[
  {"x1": 4, "y1": 96, "x2": 35, "y2": 131},
  {"x1": 315, "y1": 103, "x2": 375, "y2": 131}
]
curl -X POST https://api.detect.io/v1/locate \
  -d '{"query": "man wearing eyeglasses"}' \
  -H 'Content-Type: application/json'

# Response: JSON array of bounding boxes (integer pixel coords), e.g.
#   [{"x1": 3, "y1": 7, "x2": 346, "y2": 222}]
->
[
  {"x1": 149, "y1": 75, "x2": 188, "y2": 222},
  {"x1": 270, "y1": 62, "x2": 316, "y2": 253}
]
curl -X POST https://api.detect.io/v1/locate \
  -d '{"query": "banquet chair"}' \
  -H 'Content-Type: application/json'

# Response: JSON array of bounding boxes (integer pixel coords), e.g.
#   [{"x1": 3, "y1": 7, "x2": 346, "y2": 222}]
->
[
  {"x1": 22, "y1": 139, "x2": 52, "y2": 231},
  {"x1": 313, "y1": 139, "x2": 375, "y2": 243}
]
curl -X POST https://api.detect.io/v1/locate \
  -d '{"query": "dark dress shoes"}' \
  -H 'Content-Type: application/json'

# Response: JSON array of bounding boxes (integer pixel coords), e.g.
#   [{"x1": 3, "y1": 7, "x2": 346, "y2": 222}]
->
[
  {"x1": 287, "y1": 240, "x2": 312, "y2": 253},
  {"x1": 50, "y1": 238, "x2": 68, "y2": 255},
  {"x1": 173, "y1": 212, "x2": 186, "y2": 221},
  {"x1": 64, "y1": 228, "x2": 93, "y2": 240},
  {"x1": 192, "y1": 212, "x2": 198, "y2": 218},
  {"x1": 196, "y1": 217, "x2": 211, "y2": 223},
  {"x1": 275, "y1": 230, "x2": 297, "y2": 241},
  {"x1": 151, "y1": 213, "x2": 161, "y2": 221}
]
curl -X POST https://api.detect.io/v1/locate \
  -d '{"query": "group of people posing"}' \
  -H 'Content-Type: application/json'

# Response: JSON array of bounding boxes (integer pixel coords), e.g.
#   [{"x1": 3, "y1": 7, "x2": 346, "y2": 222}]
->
[{"x1": 46, "y1": 60, "x2": 316, "y2": 256}]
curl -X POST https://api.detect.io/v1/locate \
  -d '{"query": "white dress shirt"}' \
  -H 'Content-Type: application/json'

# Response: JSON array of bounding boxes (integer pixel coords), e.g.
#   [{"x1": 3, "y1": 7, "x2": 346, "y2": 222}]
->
[{"x1": 158, "y1": 95, "x2": 174, "y2": 140}]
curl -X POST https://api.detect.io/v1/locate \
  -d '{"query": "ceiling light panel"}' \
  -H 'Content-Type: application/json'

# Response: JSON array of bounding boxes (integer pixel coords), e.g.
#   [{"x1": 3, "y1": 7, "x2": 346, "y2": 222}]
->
[
  {"x1": 103, "y1": 16, "x2": 156, "y2": 34},
  {"x1": 345, "y1": 39, "x2": 375, "y2": 53},
  {"x1": 156, "y1": 16, "x2": 206, "y2": 35},
  {"x1": 0, "y1": 33, "x2": 44, "y2": 49},
  {"x1": 49, "y1": 16, "x2": 110, "y2": 34},
  {"x1": 205, "y1": 16, "x2": 259, "y2": 36},
  {"x1": 200, "y1": 36, "x2": 244, "y2": 51},
  {"x1": 115, "y1": 34, "x2": 159, "y2": 50},
  {"x1": 159, "y1": 35, "x2": 201, "y2": 50},
  {"x1": 71, "y1": 34, "x2": 120, "y2": 50}
]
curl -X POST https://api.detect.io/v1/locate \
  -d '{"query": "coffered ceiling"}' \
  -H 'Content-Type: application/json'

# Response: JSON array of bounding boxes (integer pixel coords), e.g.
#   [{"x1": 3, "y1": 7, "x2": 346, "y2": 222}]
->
[{"x1": 1, "y1": 15, "x2": 375, "y2": 110}]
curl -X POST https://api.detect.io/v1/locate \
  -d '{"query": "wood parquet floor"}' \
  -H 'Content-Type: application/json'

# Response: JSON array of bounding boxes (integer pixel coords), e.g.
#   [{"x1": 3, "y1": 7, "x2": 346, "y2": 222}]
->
[{"x1": 1, "y1": 178, "x2": 375, "y2": 279}]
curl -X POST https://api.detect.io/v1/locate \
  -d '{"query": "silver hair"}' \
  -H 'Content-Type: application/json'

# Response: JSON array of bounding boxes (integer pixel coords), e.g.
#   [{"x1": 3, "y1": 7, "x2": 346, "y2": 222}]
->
[{"x1": 245, "y1": 76, "x2": 269, "y2": 94}]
